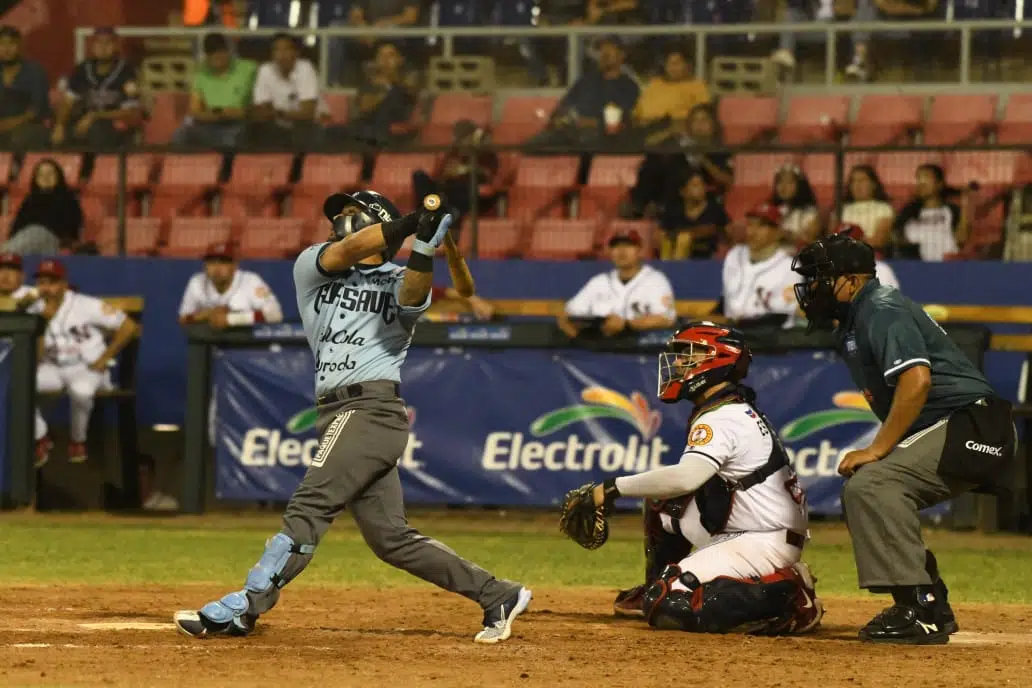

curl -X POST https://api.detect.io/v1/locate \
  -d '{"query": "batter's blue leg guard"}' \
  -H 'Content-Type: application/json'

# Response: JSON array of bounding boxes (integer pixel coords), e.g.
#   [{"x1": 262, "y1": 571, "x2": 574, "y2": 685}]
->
[{"x1": 173, "y1": 533, "x2": 316, "y2": 638}]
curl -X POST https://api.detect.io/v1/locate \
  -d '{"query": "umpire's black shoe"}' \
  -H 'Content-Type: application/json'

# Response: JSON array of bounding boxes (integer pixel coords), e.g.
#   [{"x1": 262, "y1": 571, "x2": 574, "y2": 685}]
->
[
  {"x1": 934, "y1": 577, "x2": 959, "y2": 634},
  {"x1": 859, "y1": 587, "x2": 949, "y2": 645}
]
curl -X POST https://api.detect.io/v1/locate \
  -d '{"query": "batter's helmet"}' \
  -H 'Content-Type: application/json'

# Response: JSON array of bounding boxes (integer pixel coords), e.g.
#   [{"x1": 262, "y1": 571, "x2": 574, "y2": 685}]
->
[
  {"x1": 323, "y1": 190, "x2": 405, "y2": 261},
  {"x1": 657, "y1": 322, "x2": 751, "y2": 404}
]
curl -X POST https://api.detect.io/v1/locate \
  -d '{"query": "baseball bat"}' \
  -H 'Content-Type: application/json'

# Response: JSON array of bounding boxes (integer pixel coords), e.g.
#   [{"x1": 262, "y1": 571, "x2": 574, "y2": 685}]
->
[{"x1": 423, "y1": 194, "x2": 476, "y2": 298}]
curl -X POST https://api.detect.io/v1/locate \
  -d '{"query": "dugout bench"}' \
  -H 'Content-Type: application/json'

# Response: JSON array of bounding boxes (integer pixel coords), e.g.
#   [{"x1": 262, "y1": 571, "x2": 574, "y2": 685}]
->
[{"x1": 0, "y1": 296, "x2": 143, "y2": 510}]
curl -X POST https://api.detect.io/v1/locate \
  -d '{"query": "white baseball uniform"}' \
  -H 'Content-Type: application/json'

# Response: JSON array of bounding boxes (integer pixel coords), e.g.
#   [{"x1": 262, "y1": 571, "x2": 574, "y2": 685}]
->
[
  {"x1": 179, "y1": 269, "x2": 283, "y2": 326},
  {"x1": 7, "y1": 285, "x2": 38, "y2": 301},
  {"x1": 565, "y1": 265, "x2": 676, "y2": 322},
  {"x1": 875, "y1": 260, "x2": 900, "y2": 290},
  {"x1": 721, "y1": 246, "x2": 799, "y2": 326},
  {"x1": 30, "y1": 292, "x2": 127, "y2": 442},
  {"x1": 614, "y1": 399, "x2": 809, "y2": 590}
]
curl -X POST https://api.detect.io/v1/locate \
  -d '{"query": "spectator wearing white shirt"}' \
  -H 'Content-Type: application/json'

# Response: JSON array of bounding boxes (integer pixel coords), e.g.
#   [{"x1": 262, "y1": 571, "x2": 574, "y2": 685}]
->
[
  {"x1": 771, "y1": 163, "x2": 821, "y2": 246},
  {"x1": 892, "y1": 163, "x2": 969, "y2": 262},
  {"x1": 836, "y1": 165, "x2": 894, "y2": 250},
  {"x1": 178, "y1": 242, "x2": 283, "y2": 329},
  {"x1": 246, "y1": 33, "x2": 325, "y2": 149},
  {"x1": 557, "y1": 229, "x2": 676, "y2": 339}
]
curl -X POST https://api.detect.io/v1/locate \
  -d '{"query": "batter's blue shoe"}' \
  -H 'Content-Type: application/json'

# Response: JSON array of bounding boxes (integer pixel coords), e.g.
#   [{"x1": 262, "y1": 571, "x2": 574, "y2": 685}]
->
[
  {"x1": 173, "y1": 591, "x2": 257, "y2": 638},
  {"x1": 473, "y1": 587, "x2": 532, "y2": 644}
]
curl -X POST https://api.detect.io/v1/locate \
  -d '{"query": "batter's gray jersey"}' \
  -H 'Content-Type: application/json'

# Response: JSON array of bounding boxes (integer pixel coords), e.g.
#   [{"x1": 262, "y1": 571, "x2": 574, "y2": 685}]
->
[{"x1": 293, "y1": 243, "x2": 431, "y2": 396}]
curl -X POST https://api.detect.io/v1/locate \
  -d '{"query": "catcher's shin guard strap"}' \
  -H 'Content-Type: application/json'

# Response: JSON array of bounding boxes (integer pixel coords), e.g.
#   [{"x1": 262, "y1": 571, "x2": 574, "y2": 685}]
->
[{"x1": 245, "y1": 533, "x2": 316, "y2": 594}]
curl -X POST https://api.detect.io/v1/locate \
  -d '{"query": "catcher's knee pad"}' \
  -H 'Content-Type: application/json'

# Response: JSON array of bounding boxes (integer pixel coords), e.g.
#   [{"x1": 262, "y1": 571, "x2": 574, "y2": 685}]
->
[
  {"x1": 245, "y1": 532, "x2": 316, "y2": 614},
  {"x1": 644, "y1": 501, "x2": 693, "y2": 585}
]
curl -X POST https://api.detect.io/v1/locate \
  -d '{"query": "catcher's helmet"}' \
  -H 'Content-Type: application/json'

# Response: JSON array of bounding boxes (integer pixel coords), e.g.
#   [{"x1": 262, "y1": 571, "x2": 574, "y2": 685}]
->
[
  {"x1": 657, "y1": 322, "x2": 751, "y2": 404},
  {"x1": 322, "y1": 190, "x2": 405, "y2": 261},
  {"x1": 791, "y1": 233, "x2": 875, "y2": 331}
]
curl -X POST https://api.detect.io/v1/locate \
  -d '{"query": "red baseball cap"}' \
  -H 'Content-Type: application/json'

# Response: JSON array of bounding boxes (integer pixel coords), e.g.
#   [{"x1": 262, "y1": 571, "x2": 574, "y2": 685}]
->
[
  {"x1": 836, "y1": 223, "x2": 865, "y2": 241},
  {"x1": 35, "y1": 259, "x2": 67, "y2": 280},
  {"x1": 204, "y1": 242, "x2": 236, "y2": 261},
  {"x1": 746, "y1": 203, "x2": 783, "y2": 227},
  {"x1": 0, "y1": 252, "x2": 23, "y2": 270},
  {"x1": 608, "y1": 228, "x2": 643, "y2": 247}
]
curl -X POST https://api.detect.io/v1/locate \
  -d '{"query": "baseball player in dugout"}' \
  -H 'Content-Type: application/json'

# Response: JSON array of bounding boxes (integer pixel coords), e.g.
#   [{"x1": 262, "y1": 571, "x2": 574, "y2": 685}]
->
[
  {"x1": 560, "y1": 322, "x2": 824, "y2": 636},
  {"x1": 30, "y1": 259, "x2": 139, "y2": 466},
  {"x1": 175, "y1": 190, "x2": 531, "y2": 644},
  {"x1": 178, "y1": 242, "x2": 283, "y2": 328},
  {"x1": 0, "y1": 252, "x2": 39, "y2": 310},
  {"x1": 557, "y1": 228, "x2": 676, "y2": 339},
  {"x1": 793, "y1": 232, "x2": 1016, "y2": 645}
]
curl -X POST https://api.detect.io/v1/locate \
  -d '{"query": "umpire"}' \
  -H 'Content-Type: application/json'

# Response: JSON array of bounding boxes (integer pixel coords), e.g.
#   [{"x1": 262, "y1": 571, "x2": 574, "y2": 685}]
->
[{"x1": 792, "y1": 232, "x2": 1016, "y2": 645}]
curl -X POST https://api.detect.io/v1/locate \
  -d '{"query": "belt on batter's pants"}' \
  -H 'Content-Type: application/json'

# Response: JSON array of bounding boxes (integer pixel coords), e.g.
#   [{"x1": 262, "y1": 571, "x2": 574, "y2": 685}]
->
[
  {"x1": 786, "y1": 530, "x2": 806, "y2": 548},
  {"x1": 316, "y1": 382, "x2": 400, "y2": 406}
]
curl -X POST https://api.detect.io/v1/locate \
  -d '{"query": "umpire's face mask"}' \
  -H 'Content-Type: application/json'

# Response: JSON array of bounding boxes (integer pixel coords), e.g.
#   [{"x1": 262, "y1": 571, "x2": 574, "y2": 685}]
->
[{"x1": 792, "y1": 246, "x2": 844, "y2": 332}]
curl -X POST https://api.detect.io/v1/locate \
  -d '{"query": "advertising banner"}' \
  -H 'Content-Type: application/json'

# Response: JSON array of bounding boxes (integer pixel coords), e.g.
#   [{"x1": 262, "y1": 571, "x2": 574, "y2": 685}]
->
[{"x1": 213, "y1": 347, "x2": 896, "y2": 514}]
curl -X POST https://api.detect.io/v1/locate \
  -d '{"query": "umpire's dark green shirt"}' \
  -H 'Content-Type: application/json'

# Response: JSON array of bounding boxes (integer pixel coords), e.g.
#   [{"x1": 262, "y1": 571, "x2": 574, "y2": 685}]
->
[{"x1": 836, "y1": 278, "x2": 995, "y2": 436}]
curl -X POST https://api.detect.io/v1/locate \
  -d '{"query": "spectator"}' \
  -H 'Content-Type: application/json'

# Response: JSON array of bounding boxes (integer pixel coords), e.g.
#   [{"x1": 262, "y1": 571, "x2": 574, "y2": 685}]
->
[
  {"x1": 586, "y1": 0, "x2": 643, "y2": 23},
  {"x1": 0, "y1": 26, "x2": 50, "y2": 150},
  {"x1": 346, "y1": 0, "x2": 420, "y2": 79},
  {"x1": 892, "y1": 163, "x2": 968, "y2": 261},
  {"x1": 837, "y1": 164, "x2": 894, "y2": 250},
  {"x1": 719, "y1": 203, "x2": 798, "y2": 329},
  {"x1": 6, "y1": 159, "x2": 83, "y2": 255},
  {"x1": 633, "y1": 48, "x2": 710, "y2": 140},
  {"x1": 625, "y1": 103, "x2": 733, "y2": 219},
  {"x1": 411, "y1": 120, "x2": 498, "y2": 229},
  {"x1": 530, "y1": 36, "x2": 640, "y2": 150},
  {"x1": 247, "y1": 33, "x2": 325, "y2": 149},
  {"x1": 173, "y1": 33, "x2": 257, "y2": 149},
  {"x1": 52, "y1": 28, "x2": 142, "y2": 149},
  {"x1": 557, "y1": 229, "x2": 675, "y2": 339},
  {"x1": 339, "y1": 42, "x2": 417, "y2": 146},
  {"x1": 183, "y1": 0, "x2": 250, "y2": 27},
  {"x1": 836, "y1": 223, "x2": 901, "y2": 290},
  {"x1": 178, "y1": 242, "x2": 283, "y2": 328},
  {"x1": 773, "y1": 0, "x2": 875, "y2": 82},
  {"x1": 658, "y1": 169, "x2": 729, "y2": 259},
  {"x1": 0, "y1": 252, "x2": 38, "y2": 309},
  {"x1": 770, "y1": 163, "x2": 820, "y2": 244}
]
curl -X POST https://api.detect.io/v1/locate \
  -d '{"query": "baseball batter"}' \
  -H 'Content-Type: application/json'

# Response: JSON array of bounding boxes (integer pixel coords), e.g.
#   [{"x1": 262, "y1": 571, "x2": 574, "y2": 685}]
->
[
  {"x1": 174, "y1": 190, "x2": 530, "y2": 643},
  {"x1": 30, "y1": 259, "x2": 139, "y2": 466},
  {"x1": 178, "y1": 242, "x2": 283, "y2": 327},
  {"x1": 720, "y1": 204, "x2": 798, "y2": 328},
  {"x1": 561, "y1": 322, "x2": 823, "y2": 635}
]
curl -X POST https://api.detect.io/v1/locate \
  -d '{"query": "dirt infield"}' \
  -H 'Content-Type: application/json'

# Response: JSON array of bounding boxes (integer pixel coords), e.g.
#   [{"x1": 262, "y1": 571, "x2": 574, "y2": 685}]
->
[{"x1": 0, "y1": 586, "x2": 1029, "y2": 688}]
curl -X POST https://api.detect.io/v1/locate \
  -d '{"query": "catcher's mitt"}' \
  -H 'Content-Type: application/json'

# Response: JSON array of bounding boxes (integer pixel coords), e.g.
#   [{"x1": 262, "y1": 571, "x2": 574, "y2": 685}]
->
[{"x1": 559, "y1": 482, "x2": 614, "y2": 550}]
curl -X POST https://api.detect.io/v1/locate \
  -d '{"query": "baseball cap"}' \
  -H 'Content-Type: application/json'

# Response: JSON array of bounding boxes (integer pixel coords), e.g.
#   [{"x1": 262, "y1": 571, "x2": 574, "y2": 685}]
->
[
  {"x1": 0, "y1": 252, "x2": 23, "y2": 270},
  {"x1": 746, "y1": 203, "x2": 783, "y2": 227},
  {"x1": 204, "y1": 242, "x2": 235, "y2": 260},
  {"x1": 35, "y1": 259, "x2": 67, "y2": 280},
  {"x1": 835, "y1": 223, "x2": 865, "y2": 241},
  {"x1": 608, "y1": 228, "x2": 642, "y2": 248}
]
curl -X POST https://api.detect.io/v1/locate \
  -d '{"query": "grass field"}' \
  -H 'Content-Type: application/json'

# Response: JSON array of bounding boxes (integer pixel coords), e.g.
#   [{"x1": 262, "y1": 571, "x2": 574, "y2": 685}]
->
[{"x1": 3, "y1": 511, "x2": 1032, "y2": 687}]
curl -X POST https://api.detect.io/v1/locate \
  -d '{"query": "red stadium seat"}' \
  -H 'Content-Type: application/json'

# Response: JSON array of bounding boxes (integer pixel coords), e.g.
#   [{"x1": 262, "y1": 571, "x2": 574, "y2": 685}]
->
[
  {"x1": 220, "y1": 154, "x2": 294, "y2": 219},
  {"x1": 734, "y1": 153, "x2": 798, "y2": 192},
  {"x1": 506, "y1": 155, "x2": 579, "y2": 221},
  {"x1": 492, "y1": 96, "x2": 559, "y2": 144},
  {"x1": 718, "y1": 96, "x2": 779, "y2": 145},
  {"x1": 924, "y1": 95, "x2": 997, "y2": 145},
  {"x1": 526, "y1": 219, "x2": 600, "y2": 260},
  {"x1": 779, "y1": 96, "x2": 850, "y2": 144},
  {"x1": 874, "y1": 151, "x2": 943, "y2": 204},
  {"x1": 422, "y1": 94, "x2": 494, "y2": 145},
  {"x1": 291, "y1": 154, "x2": 363, "y2": 218},
  {"x1": 144, "y1": 92, "x2": 190, "y2": 144},
  {"x1": 82, "y1": 154, "x2": 155, "y2": 218},
  {"x1": 149, "y1": 153, "x2": 222, "y2": 218},
  {"x1": 369, "y1": 153, "x2": 439, "y2": 213},
  {"x1": 578, "y1": 155, "x2": 642, "y2": 220},
  {"x1": 997, "y1": 93, "x2": 1032, "y2": 144},
  {"x1": 161, "y1": 217, "x2": 233, "y2": 258},
  {"x1": 723, "y1": 186, "x2": 769, "y2": 223},
  {"x1": 458, "y1": 218, "x2": 525, "y2": 259},
  {"x1": 0, "y1": 216, "x2": 9, "y2": 242},
  {"x1": 945, "y1": 151, "x2": 1020, "y2": 196},
  {"x1": 237, "y1": 218, "x2": 310, "y2": 259},
  {"x1": 322, "y1": 92, "x2": 350, "y2": 126},
  {"x1": 801, "y1": 154, "x2": 836, "y2": 209},
  {"x1": 91, "y1": 218, "x2": 163, "y2": 256},
  {"x1": 606, "y1": 219, "x2": 657, "y2": 258},
  {"x1": 851, "y1": 95, "x2": 924, "y2": 146}
]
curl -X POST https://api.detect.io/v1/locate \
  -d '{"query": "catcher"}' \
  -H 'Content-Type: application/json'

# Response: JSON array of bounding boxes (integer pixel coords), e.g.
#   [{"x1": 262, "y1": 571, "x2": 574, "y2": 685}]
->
[{"x1": 559, "y1": 321, "x2": 824, "y2": 634}]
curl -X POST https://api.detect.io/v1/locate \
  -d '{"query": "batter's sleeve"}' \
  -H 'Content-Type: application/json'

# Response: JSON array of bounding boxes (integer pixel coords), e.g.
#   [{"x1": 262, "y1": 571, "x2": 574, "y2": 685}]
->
[
  {"x1": 293, "y1": 243, "x2": 341, "y2": 295},
  {"x1": 867, "y1": 307, "x2": 930, "y2": 385}
]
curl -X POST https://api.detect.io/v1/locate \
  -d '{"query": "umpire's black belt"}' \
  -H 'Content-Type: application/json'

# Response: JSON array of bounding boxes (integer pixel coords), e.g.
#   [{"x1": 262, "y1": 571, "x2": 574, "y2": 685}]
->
[{"x1": 317, "y1": 382, "x2": 400, "y2": 406}]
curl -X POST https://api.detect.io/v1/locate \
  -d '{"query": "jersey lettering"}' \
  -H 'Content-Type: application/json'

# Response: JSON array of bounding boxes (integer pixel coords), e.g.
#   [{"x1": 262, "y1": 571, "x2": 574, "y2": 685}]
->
[{"x1": 313, "y1": 283, "x2": 398, "y2": 324}]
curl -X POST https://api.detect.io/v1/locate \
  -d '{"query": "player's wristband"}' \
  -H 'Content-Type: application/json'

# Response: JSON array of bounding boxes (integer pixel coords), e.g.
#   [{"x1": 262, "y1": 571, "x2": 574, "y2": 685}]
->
[
  {"x1": 412, "y1": 239, "x2": 436, "y2": 257},
  {"x1": 407, "y1": 252, "x2": 434, "y2": 273},
  {"x1": 380, "y1": 213, "x2": 420, "y2": 245}
]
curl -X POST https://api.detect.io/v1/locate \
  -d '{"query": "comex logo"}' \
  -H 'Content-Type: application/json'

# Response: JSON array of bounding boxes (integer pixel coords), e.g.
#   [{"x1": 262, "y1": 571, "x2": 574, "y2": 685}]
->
[
  {"x1": 482, "y1": 386, "x2": 671, "y2": 473},
  {"x1": 779, "y1": 391, "x2": 880, "y2": 477},
  {"x1": 965, "y1": 440, "x2": 1003, "y2": 457}
]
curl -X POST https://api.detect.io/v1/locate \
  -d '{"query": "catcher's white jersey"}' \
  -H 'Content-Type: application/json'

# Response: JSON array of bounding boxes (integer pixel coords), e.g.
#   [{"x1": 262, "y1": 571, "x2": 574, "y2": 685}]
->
[
  {"x1": 30, "y1": 292, "x2": 127, "y2": 366},
  {"x1": 179, "y1": 269, "x2": 283, "y2": 322},
  {"x1": 679, "y1": 400, "x2": 808, "y2": 538},
  {"x1": 721, "y1": 246, "x2": 798, "y2": 323},
  {"x1": 565, "y1": 265, "x2": 675, "y2": 321}
]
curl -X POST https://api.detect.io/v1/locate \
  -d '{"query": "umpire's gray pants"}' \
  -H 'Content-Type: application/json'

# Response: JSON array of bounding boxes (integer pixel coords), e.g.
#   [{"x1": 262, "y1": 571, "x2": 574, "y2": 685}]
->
[
  {"x1": 280, "y1": 380, "x2": 516, "y2": 610},
  {"x1": 841, "y1": 420, "x2": 973, "y2": 589}
]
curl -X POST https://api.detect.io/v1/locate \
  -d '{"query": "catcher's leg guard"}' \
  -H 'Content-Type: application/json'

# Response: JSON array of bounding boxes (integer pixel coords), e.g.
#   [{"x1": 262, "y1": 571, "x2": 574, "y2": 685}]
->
[
  {"x1": 614, "y1": 501, "x2": 693, "y2": 616},
  {"x1": 643, "y1": 565, "x2": 800, "y2": 634}
]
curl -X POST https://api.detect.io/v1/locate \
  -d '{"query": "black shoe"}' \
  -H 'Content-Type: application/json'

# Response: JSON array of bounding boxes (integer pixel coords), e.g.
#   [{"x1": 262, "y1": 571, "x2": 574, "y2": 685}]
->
[
  {"x1": 859, "y1": 604, "x2": 949, "y2": 645},
  {"x1": 933, "y1": 577, "x2": 959, "y2": 634}
]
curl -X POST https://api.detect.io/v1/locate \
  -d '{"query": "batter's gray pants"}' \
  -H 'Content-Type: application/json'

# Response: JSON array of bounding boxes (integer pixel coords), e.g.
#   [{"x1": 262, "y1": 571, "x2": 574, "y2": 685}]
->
[
  {"x1": 279, "y1": 380, "x2": 517, "y2": 610},
  {"x1": 841, "y1": 420, "x2": 973, "y2": 589}
]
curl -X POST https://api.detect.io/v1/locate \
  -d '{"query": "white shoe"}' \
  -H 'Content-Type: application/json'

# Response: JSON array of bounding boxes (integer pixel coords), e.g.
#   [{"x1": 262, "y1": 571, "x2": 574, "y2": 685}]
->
[
  {"x1": 474, "y1": 587, "x2": 532, "y2": 644},
  {"x1": 771, "y1": 49, "x2": 796, "y2": 70}
]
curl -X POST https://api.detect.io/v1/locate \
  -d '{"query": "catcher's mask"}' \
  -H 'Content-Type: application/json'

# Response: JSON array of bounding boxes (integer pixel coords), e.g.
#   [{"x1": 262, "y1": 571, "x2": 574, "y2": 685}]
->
[
  {"x1": 791, "y1": 233, "x2": 875, "y2": 332},
  {"x1": 322, "y1": 189, "x2": 404, "y2": 262},
  {"x1": 657, "y1": 322, "x2": 751, "y2": 404}
]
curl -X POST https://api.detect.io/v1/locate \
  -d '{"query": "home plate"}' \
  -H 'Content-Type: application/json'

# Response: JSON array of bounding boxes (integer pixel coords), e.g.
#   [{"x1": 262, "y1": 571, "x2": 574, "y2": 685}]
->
[
  {"x1": 949, "y1": 632, "x2": 1032, "y2": 646},
  {"x1": 79, "y1": 622, "x2": 173, "y2": 631}
]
